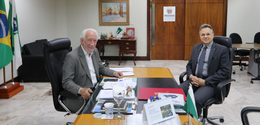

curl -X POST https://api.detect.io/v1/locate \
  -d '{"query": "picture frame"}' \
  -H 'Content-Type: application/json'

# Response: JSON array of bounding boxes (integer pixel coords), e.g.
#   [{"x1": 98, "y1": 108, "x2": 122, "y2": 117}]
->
[
  {"x1": 99, "y1": 0, "x2": 129, "y2": 26},
  {"x1": 126, "y1": 27, "x2": 135, "y2": 38}
]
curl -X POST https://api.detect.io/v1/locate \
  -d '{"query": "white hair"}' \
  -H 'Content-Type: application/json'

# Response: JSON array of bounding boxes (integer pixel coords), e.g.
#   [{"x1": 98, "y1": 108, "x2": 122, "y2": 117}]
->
[{"x1": 80, "y1": 28, "x2": 98, "y2": 40}]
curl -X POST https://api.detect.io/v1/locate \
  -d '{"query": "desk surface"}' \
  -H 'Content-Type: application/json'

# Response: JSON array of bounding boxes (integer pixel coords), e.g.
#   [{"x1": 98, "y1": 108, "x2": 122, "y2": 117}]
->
[
  {"x1": 74, "y1": 68, "x2": 199, "y2": 125},
  {"x1": 74, "y1": 114, "x2": 201, "y2": 125},
  {"x1": 126, "y1": 67, "x2": 174, "y2": 78},
  {"x1": 232, "y1": 44, "x2": 260, "y2": 49}
]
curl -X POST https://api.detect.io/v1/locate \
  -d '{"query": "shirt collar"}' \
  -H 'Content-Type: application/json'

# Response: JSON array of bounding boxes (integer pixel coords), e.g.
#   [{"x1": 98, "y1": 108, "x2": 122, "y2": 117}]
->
[
  {"x1": 81, "y1": 45, "x2": 92, "y2": 56},
  {"x1": 203, "y1": 41, "x2": 213, "y2": 49}
]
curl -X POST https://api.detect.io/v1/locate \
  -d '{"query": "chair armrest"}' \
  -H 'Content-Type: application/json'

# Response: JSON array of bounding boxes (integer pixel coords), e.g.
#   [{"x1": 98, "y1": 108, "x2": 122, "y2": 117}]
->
[
  {"x1": 215, "y1": 79, "x2": 236, "y2": 101},
  {"x1": 179, "y1": 71, "x2": 187, "y2": 84},
  {"x1": 241, "y1": 106, "x2": 260, "y2": 125}
]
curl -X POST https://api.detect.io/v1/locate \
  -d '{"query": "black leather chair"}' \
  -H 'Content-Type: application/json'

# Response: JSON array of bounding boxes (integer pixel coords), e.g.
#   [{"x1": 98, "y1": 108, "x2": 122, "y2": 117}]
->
[
  {"x1": 179, "y1": 36, "x2": 236, "y2": 125},
  {"x1": 230, "y1": 33, "x2": 249, "y2": 72},
  {"x1": 253, "y1": 32, "x2": 260, "y2": 44},
  {"x1": 43, "y1": 38, "x2": 85, "y2": 125},
  {"x1": 241, "y1": 106, "x2": 260, "y2": 125},
  {"x1": 250, "y1": 48, "x2": 260, "y2": 83},
  {"x1": 18, "y1": 39, "x2": 49, "y2": 82}
]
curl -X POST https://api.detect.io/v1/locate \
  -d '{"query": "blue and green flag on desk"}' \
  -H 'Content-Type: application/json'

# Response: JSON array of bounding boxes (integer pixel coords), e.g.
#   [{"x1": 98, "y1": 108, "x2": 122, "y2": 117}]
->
[
  {"x1": 0, "y1": 0, "x2": 13, "y2": 69},
  {"x1": 183, "y1": 84, "x2": 199, "y2": 122}
]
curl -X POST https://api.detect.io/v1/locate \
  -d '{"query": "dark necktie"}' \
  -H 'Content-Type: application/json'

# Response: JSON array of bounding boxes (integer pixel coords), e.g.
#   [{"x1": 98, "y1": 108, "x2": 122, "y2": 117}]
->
[{"x1": 197, "y1": 46, "x2": 207, "y2": 78}]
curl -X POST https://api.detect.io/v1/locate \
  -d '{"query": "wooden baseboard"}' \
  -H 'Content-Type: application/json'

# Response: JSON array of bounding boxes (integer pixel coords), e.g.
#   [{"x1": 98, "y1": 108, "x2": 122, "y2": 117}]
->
[{"x1": 0, "y1": 82, "x2": 24, "y2": 99}]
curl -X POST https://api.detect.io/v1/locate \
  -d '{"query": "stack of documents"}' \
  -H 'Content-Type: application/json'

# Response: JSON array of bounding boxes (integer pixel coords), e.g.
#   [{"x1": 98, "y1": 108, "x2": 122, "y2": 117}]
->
[
  {"x1": 96, "y1": 90, "x2": 135, "y2": 100},
  {"x1": 109, "y1": 67, "x2": 134, "y2": 76},
  {"x1": 101, "y1": 78, "x2": 137, "y2": 89}
]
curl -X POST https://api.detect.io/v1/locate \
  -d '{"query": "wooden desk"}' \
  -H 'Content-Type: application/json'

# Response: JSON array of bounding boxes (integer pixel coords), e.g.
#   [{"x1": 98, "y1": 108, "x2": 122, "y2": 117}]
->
[
  {"x1": 97, "y1": 39, "x2": 137, "y2": 65},
  {"x1": 103, "y1": 67, "x2": 174, "y2": 78},
  {"x1": 73, "y1": 68, "x2": 199, "y2": 125},
  {"x1": 74, "y1": 114, "x2": 201, "y2": 125},
  {"x1": 127, "y1": 67, "x2": 174, "y2": 78},
  {"x1": 232, "y1": 44, "x2": 260, "y2": 49}
]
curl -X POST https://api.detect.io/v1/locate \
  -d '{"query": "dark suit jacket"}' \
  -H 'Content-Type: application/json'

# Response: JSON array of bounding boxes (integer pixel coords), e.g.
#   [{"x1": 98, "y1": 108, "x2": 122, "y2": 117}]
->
[{"x1": 186, "y1": 42, "x2": 229, "y2": 87}]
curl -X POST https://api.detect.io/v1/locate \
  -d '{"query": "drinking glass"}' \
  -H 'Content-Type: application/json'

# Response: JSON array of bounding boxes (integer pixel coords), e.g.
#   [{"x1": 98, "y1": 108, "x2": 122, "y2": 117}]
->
[{"x1": 113, "y1": 90, "x2": 125, "y2": 119}]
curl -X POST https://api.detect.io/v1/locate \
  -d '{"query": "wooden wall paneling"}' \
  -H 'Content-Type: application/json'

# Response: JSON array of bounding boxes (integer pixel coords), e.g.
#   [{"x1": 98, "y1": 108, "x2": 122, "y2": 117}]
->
[{"x1": 184, "y1": 0, "x2": 226, "y2": 60}]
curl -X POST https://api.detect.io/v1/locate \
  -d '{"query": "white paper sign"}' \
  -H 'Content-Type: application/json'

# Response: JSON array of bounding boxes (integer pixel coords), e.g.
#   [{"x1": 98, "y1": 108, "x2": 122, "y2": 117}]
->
[
  {"x1": 143, "y1": 98, "x2": 176, "y2": 125},
  {"x1": 163, "y1": 6, "x2": 175, "y2": 22}
]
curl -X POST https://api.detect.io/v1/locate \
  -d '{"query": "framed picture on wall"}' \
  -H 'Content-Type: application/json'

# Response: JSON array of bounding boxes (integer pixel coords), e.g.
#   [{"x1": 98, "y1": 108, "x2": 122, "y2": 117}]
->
[{"x1": 99, "y1": 0, "x2": 129, "y2": 26}]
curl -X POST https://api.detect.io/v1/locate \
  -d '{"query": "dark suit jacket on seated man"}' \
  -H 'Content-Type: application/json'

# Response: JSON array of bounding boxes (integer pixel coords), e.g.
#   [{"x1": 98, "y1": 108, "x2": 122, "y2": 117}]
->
[
  {"x1": 62, "y1": 28, "x2": 123, "y2": 112},
  {"x1": 179, "y1": 24, "x2": 230, "y2": 117}
]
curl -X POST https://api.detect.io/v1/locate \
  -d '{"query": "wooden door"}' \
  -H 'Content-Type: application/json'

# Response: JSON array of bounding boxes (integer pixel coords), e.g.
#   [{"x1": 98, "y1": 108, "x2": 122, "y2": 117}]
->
[
  {"x1": 151, "y1": 0, "x2": 185, "y2": 60},
  {"x1": 184, "y1": 0, "x2": 227, "y2": 60}
]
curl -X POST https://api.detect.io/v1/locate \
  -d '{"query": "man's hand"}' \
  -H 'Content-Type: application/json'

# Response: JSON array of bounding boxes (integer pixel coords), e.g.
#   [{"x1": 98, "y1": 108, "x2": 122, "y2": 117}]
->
[
  {"x1": 114, "y1": 72, "x2": 123, "y2": 78},
  {"x1": 189, "y1": 75, "x2": 206, "y2": 87},
  {"x1": 79, "y1": 88, "x2": 93, "y2": 100}
]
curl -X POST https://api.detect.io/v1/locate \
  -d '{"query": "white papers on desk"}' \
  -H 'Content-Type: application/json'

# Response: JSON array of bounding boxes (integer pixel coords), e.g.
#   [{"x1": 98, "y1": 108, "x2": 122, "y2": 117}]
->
[
  {"x1": 96, "y1": 90, "x2": 135, "y2": 100},
  {"x1": 102, "y1": 78, "x2": 137, "y2": 89},
  {"x1": 158, "y1": 93, "x2": 185, "y2": 107},
  {"x1": 123, "y1": 72, "x2": 135, "y2": 76},
  {"x1": 110, "y1": 67, "x2": 133, "y2": 72},
  {"x1": 110, "y1": 67, "x2": 135, "y2": 76}
]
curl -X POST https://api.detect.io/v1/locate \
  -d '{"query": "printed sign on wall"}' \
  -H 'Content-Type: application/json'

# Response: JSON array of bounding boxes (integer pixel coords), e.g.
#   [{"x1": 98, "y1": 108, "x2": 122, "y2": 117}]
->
[{"x1": 163, "y1": 6, "x2": 175, "y2": 22}]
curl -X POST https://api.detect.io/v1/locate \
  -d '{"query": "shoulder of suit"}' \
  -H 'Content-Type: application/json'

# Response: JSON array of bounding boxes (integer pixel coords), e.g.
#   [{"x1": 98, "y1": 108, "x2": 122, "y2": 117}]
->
[
  {"x1": 66, "y1": 46, "x2": 80, "y2": 57},
  {"x1": 213, "y1": 42, "x2": 227, "y2": 49}
]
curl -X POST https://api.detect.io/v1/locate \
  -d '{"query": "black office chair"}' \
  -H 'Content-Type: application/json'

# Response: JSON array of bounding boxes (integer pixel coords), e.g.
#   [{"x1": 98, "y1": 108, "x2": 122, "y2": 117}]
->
[
  {"x1": 241, "y1": 106, "x2": 260, "y2": 125},
  {"x1": 179, "y1": 36, "x2": 236, "y2": 125},
  {"x1": 43, "y1": 38, "x2": 85, "y2": 125},
  {"x1": 230, "y1": 33, "x2": 249, "y2": 72},
  {"x1": 249, "y1": 48, "x2": 260, "y2": 83},
  {"x1": 253, "y1": 32, "x2": 260, "y2": 44}
]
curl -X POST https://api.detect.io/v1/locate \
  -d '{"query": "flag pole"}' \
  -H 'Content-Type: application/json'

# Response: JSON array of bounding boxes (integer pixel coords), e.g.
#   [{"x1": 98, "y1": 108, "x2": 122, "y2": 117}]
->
[
  {"x1": 2, "y1": 67, "x2": 7, "y2": 88},
  {"x1": 10, "y1": 60, "x2": 15, "y2": 85},
  {"x1": 188, "y1": 113, "x2": 193, "y2": 125}
]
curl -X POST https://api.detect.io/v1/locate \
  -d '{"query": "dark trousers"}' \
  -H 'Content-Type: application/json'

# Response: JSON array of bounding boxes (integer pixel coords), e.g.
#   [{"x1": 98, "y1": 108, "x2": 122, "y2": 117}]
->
[{"x1": 179, "y1": 79, "x2": 215, "y2": 117}]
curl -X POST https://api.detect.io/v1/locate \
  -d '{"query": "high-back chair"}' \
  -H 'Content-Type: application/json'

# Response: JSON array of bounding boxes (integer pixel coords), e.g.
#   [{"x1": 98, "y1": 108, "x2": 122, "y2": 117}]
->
[
  {"x1": 43, "y1": 38, "x2": 85, "y2": 124},
  {"x1": 253, "y1": 32, "x2": 260, "y2": 44},
  {"x1": 179, "y1": 36, "x2": 236, "y2": 125},
  {"x1": 230, "y1": 33, "x2": 249, "y2": 72}
]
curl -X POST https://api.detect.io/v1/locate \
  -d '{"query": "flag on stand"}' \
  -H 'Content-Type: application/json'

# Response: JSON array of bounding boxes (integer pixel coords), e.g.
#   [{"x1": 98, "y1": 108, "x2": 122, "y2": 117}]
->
[
  {"x1": 8, "y1": 0, "x2": 22, "y2": 70},
  {"x1": 183, "y1": 84, "x2": 199, "y2": 122},
  {"x1": 0, "y1": 0, "x2": 13, "y2": 69}
]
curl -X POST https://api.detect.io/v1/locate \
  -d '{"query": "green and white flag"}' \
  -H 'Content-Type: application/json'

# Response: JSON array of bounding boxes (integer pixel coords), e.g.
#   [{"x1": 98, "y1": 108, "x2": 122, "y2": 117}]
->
[
  {"x1": 0, "y1": 0, "x2": 13, "y2": 69},
  {"x1": 8, "y1": 0, "x2": 22, "y2": 70},
  {"x1": 183, "y1": 84, "x2": 199, "y2": 122}
]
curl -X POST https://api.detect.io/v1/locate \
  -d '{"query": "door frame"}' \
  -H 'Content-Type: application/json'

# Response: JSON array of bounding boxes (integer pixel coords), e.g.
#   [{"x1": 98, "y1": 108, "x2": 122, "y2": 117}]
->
[{"x1": 146, "y1": 0, "x2": 151, "y2": 60}]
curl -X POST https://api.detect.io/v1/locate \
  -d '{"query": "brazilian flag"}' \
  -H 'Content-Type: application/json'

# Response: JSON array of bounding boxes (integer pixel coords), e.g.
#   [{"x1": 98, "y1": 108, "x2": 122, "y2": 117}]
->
[{"x1": 0, "y1": 0, "x2": 13, "y2": 69}]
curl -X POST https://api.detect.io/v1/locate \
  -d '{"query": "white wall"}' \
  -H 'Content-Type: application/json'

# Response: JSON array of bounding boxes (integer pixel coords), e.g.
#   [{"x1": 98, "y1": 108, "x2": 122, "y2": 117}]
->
[
  {"x1": 0, "y1": 0, "x2": 147, "y2": 83},
  {"x1": 1, "y1": 0, "x2": 259, "y2": 83},
  {"x1": 1, "y1": 0, "x2": 61, "y2": 84},
  {"x1": 66, "y1": 0, "x2": 147, "y2": 56},
  {"x1": 227, "y1": 0, "x2": 260, "y2": 43}
]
